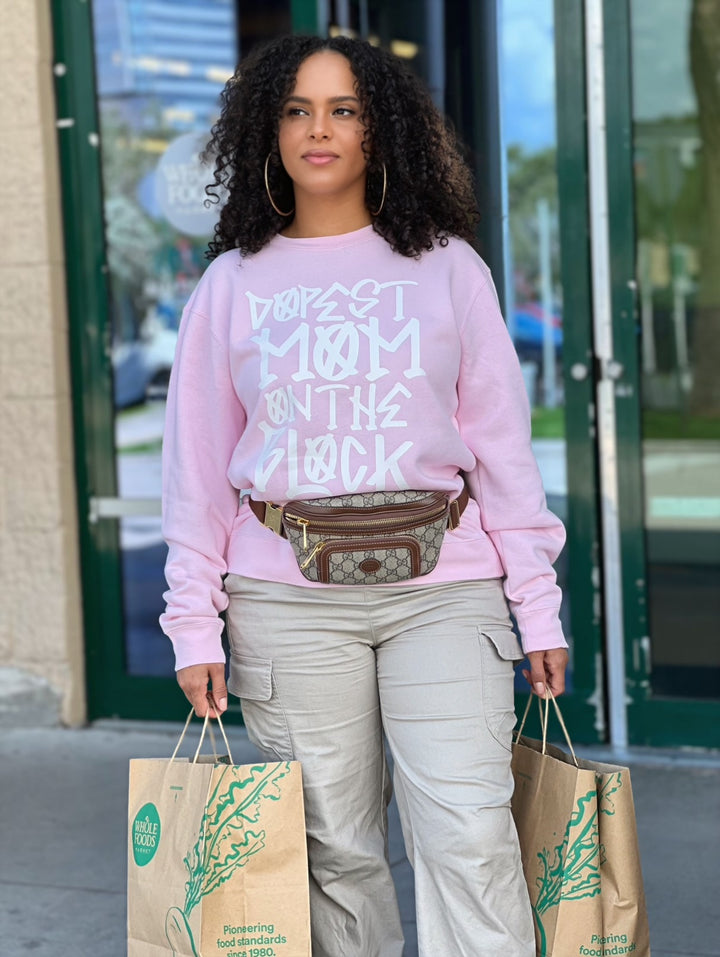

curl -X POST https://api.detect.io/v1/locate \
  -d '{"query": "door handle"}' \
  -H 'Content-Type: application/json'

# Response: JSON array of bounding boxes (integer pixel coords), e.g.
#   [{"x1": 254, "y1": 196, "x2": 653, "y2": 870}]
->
[
  {"x1": 604, "y1": 359, "x2": 624, "y2": 380},
  {"x1": 88, "y1": 497, "x2": 162, "y2": 523}
]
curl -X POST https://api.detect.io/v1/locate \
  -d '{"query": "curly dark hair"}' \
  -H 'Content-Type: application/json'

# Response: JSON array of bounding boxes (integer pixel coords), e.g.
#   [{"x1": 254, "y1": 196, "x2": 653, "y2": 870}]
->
[{"x1": 203, "y1": 35, "x2": 480, "y2": 259}]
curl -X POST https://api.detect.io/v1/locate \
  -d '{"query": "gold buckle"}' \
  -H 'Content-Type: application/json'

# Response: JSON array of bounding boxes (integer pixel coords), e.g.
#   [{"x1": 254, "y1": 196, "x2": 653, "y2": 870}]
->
[{"x1": 263, "y1": 502, "x2": 284, "y2": 535}]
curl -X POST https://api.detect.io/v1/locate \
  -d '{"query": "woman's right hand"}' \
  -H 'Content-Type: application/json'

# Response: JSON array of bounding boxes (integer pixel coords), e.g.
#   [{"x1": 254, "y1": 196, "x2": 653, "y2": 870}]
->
[
  {"x1": 522, "y1": 648, "x2": 568, "y2": 698},
  {"x1": 176, "y1": 663, "x2": 228, "y2": 717}
]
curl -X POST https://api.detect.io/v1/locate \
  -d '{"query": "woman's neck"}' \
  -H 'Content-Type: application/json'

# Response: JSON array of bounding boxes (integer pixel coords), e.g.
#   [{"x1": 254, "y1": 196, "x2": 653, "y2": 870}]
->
[{"x1": 281, "y1": 193, "x2": 372, "y2": 239}]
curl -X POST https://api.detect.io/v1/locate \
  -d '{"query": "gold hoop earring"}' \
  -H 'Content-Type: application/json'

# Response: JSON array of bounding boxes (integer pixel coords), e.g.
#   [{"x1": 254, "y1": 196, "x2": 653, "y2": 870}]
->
[
  {"x1": 264, "y1": 153, "x2": 294, "y2": 217},
  {"x1": 369, "y1": 162, "x2": 387, "y2": 217}
]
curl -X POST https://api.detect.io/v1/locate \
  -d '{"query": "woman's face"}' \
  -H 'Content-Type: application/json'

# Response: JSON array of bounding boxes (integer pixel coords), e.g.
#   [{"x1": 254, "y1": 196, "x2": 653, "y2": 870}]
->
[{"x1": 278, "y1": 51, "x2": 368, "y2": 208}]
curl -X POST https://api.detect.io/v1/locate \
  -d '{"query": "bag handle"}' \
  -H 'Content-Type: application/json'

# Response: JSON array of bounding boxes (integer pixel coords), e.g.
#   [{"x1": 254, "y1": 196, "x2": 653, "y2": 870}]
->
[
  {"x1": 516, "y1": 690, "x2": 579, "y2": 768},
  {"x1": 170, "y1": 706, "x2": 235, "y2": 766}
]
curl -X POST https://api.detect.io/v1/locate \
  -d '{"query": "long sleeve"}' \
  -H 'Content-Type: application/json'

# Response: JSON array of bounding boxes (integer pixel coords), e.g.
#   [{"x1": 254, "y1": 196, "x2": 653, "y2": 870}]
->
[
  {"x1": 456, "y1": 275, "x2": 567, "y2": 653},
  {"x1": 159, "y1": 292, "x2": 247, "y2": 670}
]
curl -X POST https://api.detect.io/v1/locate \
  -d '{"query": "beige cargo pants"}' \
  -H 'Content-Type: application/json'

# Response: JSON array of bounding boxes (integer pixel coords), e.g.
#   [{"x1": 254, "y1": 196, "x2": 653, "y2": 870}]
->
[{"x1": 225, "y1": 575, "x2": 535, "y2": 957}]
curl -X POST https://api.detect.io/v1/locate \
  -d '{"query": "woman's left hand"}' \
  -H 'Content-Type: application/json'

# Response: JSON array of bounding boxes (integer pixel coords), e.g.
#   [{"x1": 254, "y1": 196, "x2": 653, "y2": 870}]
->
[{"x1": 523, "y1": 648, "x2": 569, "y2": 698}]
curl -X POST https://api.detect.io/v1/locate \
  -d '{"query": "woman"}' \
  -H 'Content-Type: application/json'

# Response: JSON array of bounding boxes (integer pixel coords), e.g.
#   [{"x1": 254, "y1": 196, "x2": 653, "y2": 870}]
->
[{"x1": 160, "y1": 34, "x2": 568, "y2": 957}]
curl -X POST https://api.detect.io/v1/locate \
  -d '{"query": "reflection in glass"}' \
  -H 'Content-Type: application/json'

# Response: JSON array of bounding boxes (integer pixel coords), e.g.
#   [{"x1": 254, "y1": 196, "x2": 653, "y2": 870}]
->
[
  {"x1": 631, "y1": 0, "x2": 720, "y2": 699},
  {"x1": 93, "y1": 0, "x2": 239, "y2": 676},
  {"x1": 500, "y1": 1, "x2": 572, "y2": 679}
]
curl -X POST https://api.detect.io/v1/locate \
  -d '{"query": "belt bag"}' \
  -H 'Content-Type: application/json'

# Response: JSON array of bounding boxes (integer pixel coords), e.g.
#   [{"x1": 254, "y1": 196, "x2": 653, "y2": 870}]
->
[{"x1": 276, "y1": 489, "x2": 467, "y2": 585}]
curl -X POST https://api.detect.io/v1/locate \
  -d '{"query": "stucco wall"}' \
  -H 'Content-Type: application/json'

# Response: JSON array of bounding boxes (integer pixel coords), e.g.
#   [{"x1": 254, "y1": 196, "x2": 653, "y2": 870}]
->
[{"x1": 0, "y1": 0, "x2": 85, "y2": 725}]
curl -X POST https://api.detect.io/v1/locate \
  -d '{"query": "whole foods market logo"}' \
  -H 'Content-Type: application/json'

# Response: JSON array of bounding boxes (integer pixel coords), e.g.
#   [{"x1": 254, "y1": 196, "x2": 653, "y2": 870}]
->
[{"x1": 132, "y1": 803, "x2": 161, "y2": 866}]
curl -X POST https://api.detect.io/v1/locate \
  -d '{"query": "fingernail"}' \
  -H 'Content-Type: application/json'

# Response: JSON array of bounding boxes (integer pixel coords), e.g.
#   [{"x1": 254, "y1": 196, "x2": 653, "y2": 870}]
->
[
  {"x1": 218, "y1": 697, "x2": 227, "y2": 711},
  {"x1": 534, "y1": 682, "x2": 545, "y2": 695}
]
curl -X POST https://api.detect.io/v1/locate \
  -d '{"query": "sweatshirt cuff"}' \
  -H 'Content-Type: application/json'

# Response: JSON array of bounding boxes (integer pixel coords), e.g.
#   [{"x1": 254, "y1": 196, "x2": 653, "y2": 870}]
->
[
  {"x1": 166, "y1": 621, "x2": 227, "y2": 671},
  {"x1": 514, "y1": 605, "x2": 568, "y2": 655}
]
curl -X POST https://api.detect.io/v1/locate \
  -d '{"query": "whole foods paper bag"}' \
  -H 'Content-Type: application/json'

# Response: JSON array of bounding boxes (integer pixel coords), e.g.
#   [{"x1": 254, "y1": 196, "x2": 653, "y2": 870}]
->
[
  {"x1": 127, "y1": 747, "x2": 311, "y2": 956},
  {"x1": 511, "y1": 705, "x2": 651, "y2": 957}
]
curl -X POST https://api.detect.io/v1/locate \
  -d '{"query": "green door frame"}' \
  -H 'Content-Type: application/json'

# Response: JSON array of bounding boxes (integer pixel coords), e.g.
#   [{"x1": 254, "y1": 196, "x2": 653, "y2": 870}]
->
[
  {"x1": 545, "y1": 0, "x2": 606, "y2": 744},
  {"x1": 602, "y1": 0, "x2": 720, "y2": 747},
  {"x1": 53, "y1": 0, "x2": 192, "y2": 719},
  {"x1": 51, "y1": 0, "x2": 133, "y2": 720},
  {"x1": 518, "y1": 0, "x2": 607, "y2": 745}
]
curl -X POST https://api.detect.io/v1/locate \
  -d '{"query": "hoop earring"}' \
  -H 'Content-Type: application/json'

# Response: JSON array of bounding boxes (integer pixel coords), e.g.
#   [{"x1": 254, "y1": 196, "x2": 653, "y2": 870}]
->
[
  {"x1": 264, "y1": 153, "x2": 294, "y2": 217},
  {"x1": 369, "y1": 162, "x2": 387, "y2": 217}
]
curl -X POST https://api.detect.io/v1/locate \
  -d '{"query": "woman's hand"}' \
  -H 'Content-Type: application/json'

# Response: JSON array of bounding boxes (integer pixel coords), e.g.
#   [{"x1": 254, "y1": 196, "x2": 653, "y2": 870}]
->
[
  {"x1": 523, "y1": 648, "x2": 569, "y2": 698},
  {"x1": 176, "y1": 663, "x2": 228, "y2": 717}
]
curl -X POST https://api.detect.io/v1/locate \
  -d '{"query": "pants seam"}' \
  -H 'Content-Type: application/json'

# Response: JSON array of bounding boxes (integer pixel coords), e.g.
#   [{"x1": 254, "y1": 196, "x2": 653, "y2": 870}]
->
[{"x1": 270, "y1": 671, "x2": 297, "y2": 761}]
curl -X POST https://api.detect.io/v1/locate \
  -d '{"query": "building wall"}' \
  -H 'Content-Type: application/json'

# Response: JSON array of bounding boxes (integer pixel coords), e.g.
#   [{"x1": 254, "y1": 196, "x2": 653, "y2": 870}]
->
[{"x1": 0, "y1": 0, "x2": 85, "y2": 725}]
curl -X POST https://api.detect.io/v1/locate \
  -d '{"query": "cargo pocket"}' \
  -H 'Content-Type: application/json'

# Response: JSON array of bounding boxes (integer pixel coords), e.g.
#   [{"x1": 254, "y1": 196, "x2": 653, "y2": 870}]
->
[
  {"x1": 478, "y1": 627, "x2": 524, "y2": 753},
  {"x1": 228, "y1": 654, "x2": 293, "y2": 762}
]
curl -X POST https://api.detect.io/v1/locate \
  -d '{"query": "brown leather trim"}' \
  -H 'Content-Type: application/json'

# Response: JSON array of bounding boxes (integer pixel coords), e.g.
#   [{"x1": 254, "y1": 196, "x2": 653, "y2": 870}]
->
[
  {"x1": 248, "y1": 498, "x2": 266, "y2": 524},
  {"x1": 316, "y1": 536, "x2": 423, "y2": 583},
  {"x1": 249, "y1": 484, "x2": 469, "y2": 537},
  {"x1": 448, "y1": 485, "x2": 469, "y2": 531}
]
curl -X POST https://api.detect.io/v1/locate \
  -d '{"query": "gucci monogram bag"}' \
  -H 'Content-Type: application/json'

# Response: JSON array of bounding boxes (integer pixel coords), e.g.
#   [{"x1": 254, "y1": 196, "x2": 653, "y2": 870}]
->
[{"x1": 277, "y1": 488, "x2": 467, "y2": 585}]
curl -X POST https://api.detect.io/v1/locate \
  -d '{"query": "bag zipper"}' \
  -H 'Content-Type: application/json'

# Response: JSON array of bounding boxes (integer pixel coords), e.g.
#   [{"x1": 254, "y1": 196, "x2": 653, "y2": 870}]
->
[
  {"x1": 284, "y1": 497, "x2": 448, "y2": 539},
  {"x1": 300, "y1": 540, "x2": 326, "y2": 570}
]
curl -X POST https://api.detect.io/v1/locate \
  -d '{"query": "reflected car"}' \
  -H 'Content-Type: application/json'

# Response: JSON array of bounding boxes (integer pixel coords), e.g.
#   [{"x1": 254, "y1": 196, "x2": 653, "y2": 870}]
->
[
  {"x1": 512, "y1": 302, "x2": 562, "y2": 363},
  {"x1": 113, "y1": 324, "x2": 178, "y2": 408}
]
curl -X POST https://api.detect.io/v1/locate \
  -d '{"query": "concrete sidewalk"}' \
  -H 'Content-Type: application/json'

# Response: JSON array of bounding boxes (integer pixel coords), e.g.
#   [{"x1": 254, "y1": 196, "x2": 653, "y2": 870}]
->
[{"x1": 0, "y1": 721, "x2": 717, "y2": 957}]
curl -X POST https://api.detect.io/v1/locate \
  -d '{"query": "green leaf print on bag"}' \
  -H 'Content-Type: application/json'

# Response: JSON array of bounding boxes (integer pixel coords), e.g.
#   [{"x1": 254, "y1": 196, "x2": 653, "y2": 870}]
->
[
  {"x1": 532, "y1": 772, "x2": 623, "y2": 955},
  {"x1": 164, "y1": 762, "x2": 292, "y2": 956}
]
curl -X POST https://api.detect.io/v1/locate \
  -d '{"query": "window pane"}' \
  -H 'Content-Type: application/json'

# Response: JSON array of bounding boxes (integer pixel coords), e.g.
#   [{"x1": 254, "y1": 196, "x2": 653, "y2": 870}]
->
[
  {"x1": 500, "y1": 0, "x2": 573, "y2": 685},
  {"x1": 631, "y1": 0, "x2": 720, "y2": 700},
  {"x1": 93, "y1": 0, "x2": 239, "y2": 676}
]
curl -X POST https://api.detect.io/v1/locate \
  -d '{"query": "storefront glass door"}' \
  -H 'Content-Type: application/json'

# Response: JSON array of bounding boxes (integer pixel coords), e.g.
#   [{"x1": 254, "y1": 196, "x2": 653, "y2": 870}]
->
[
  {"x1": 92, "y1": 0, "x2": 240, "y2": 696},
  {"x1": 499, "y1": 0, "x2": 603, "y2": 739},
  {"x1": 624, "y1": 0, "x2": 720, "y2": 740},
  {"x1": 94, "y1": 0, "x2": 240, "y2": 681}
]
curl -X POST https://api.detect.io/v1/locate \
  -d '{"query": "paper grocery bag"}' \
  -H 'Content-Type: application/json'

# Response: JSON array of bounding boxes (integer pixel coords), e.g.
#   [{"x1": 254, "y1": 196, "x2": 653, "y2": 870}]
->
[
  {"x1": 511, "y1": 697, "x2": 651, "y2": 957},
  {"x1": 127, "y1": 714, "x2": 311, "y2": 956}
]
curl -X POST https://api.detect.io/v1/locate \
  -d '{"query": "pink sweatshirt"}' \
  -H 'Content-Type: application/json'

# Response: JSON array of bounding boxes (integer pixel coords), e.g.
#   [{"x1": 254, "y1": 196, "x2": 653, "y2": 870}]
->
[{"x1": 160, "y1": 225, "x2": 567, "y2": 669}]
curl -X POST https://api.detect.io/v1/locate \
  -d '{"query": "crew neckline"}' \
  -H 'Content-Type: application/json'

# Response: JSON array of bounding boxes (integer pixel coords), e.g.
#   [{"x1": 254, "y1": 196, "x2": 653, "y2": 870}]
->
[{"x1": 274, "y1": 223, "x2": 377, "y2": 249}]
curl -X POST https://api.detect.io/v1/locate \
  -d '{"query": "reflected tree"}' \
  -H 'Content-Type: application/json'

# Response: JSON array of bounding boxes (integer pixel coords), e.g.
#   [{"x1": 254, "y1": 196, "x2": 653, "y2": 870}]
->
[
  {"x1": 99, "y1": 106, "x2": 164, "y2": 343},
  {"x1": 506, "y1": 145, "x2": 560, "y2": 302}
]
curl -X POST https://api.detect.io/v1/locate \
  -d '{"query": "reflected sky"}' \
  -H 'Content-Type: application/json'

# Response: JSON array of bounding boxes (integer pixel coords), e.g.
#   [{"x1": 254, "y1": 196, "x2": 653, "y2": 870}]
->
[
  {"x1": 501, "y1": 0, "x2": 555, "y2": 150},
  {"x1": 501, "y1": 0, "x2": 697, "y2": 152},
  {"x1": 631, "y1": 0, "x2": 695, "y2": 121}
]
